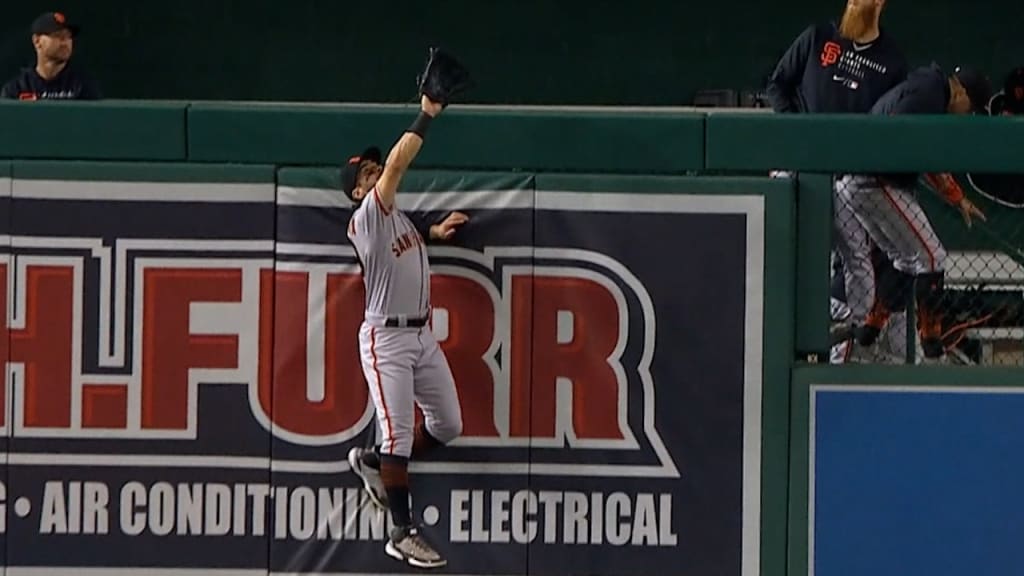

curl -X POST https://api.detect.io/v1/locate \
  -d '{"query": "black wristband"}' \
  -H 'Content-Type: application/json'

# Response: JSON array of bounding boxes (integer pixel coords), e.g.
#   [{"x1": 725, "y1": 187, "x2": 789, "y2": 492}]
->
[{"x1": 406, "y1": 111, "x2": 434, "y2": 138}]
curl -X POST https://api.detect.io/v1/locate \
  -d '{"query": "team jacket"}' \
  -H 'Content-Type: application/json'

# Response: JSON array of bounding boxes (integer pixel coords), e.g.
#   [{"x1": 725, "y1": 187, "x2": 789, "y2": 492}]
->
[
  {"x1": 766, "y1": 22, "x2": 907, "y2": 114},
  {"x1": 0, "y1": 65, "x2": 101, "y2": 101},
  {"x1": 870, "y1": 63, "x2": 950, "y2": 116},
  {"x1": 870, "y1": 64, "x2": 962, "y2": 199}
]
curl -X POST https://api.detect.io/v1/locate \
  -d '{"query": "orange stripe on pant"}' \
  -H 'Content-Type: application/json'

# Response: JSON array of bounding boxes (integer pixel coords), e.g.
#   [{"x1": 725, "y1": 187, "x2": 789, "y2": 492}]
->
[
  {"x1": 369, "y1": 327, "x2": 394, "y2": 454},
  {"x1": 881, "y1": 185, "x2": 937, "y2": 272}
]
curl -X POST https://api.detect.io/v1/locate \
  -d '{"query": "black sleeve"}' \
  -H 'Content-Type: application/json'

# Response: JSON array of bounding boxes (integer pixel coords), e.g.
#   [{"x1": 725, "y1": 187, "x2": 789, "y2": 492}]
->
[
  {"x1": 407, "y1": 211, "x2": 439, "y2": 244},
  {"x1": 0, "y1": 78, "x2": 18, "y2": 99},
  {"x1": 766, "y1": 25, "x2": 816, "y2": 113}
]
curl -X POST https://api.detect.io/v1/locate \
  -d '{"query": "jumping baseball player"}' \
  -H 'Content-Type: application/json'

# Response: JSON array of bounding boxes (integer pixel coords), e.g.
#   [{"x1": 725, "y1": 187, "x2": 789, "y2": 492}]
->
[
  {"x1": 342, "y1": 94, "x2": 465, "y2": 569},
  {"x1": 838, "y1": 63, "x2": 990, "y2": 360},
  {"x1": 767, "y1": 0, "x2": 909, "y2": 362}
]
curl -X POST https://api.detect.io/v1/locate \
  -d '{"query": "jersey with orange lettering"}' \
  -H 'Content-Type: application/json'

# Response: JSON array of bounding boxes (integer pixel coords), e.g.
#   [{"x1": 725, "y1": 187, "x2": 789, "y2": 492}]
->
[
  {"x1": 347, "y1": 186, "x2": 431, "y2": 322},
  {"x1": 346, "y1": 188, "x2": 462, "y2": 460}
]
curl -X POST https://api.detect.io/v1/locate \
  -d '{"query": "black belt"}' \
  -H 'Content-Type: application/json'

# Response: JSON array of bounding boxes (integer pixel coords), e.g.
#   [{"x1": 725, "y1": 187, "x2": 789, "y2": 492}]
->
[{"x1": 385, "y1": 315, "x2": 429, "y2": 328}]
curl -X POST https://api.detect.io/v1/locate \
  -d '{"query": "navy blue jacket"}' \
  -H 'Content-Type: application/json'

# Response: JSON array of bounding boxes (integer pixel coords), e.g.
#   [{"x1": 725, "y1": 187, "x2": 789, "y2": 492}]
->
[
  {"x1": 767, "y1": 22, "x2": 907, "y2": 114},
  {"x1": 871, "y1": 64, "x2": 951, "y2": 187}
]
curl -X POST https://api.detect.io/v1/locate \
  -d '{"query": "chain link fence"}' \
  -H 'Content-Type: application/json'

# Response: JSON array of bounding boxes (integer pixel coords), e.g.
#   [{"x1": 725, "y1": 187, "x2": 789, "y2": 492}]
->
[{"x1": 828, "y1": 170, "x2": 1024, "y2": 366}]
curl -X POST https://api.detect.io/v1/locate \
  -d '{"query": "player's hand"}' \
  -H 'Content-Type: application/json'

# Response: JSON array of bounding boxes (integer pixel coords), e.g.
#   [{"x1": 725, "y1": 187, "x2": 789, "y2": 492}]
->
[
  {"x1": 421, "y1": 94, "x2": 443, "y2": 117},
  {"x1": 430, "y1": 211, "x2": 469, "y2": 240},
  {"x1": 957, "y1": 198, "x2": 986, "y2": 229}
]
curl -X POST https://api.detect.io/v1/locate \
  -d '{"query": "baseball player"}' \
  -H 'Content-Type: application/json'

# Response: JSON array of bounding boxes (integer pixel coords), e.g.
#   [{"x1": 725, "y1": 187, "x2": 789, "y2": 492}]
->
[
  {"x1": 767, "y1": 0, "x2": 909, "y2": 362},
  {"x1": 837, "y1": 64, "x2": 990, "y2": 360},
  {"x1": 342, "y1": 94, "x2": 465, "y2": 569}
]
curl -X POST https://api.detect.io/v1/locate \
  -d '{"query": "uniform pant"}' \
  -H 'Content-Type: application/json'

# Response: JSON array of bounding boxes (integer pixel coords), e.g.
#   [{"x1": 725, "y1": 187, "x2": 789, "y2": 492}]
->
[
  {"x1": 358, "y1": 322, "x2": 463, "y2": 458},
  {"x1": 833, "y1": 176, "x2": 876, "y2": 325},
  {"x1": 837, "y1": 174, "x2": 946, "y2": 275}
]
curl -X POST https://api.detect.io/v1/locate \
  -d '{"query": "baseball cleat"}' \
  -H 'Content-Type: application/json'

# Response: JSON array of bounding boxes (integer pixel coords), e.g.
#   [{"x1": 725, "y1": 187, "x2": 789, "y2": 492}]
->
[
  {"x1": 385, "y1": 525, "x2": 447, "y2": 569},
  {"x1": 348, "y1": 447, "x2": 389, "y2": 510}
]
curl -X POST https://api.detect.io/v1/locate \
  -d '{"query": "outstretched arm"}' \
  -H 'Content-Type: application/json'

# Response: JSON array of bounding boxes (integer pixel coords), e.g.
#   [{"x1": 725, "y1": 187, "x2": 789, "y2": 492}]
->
[
  {"x1": 375, "y1": 95, "x2": 444, "y2": 211},
  {"x1": 924, "y1": 172, "x2": 986, "y2": 228}
]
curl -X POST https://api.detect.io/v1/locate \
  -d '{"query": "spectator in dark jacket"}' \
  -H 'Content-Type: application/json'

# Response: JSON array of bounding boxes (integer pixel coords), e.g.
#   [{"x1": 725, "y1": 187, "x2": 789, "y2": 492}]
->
[{"x1": 1, "y1": 11, "x2": 101, "y2": 101}]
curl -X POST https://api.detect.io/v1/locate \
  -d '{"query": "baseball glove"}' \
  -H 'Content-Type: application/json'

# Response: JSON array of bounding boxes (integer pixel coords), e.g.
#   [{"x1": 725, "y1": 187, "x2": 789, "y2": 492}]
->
[{"x1": 416, "y1": 47, "x2": 472, "y2": 107}]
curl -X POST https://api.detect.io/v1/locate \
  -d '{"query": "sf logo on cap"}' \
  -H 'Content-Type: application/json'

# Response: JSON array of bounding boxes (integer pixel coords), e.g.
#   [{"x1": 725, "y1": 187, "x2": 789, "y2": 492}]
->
[{"x1": 53, "y1": 12, "x2": 66, "y2": 24}]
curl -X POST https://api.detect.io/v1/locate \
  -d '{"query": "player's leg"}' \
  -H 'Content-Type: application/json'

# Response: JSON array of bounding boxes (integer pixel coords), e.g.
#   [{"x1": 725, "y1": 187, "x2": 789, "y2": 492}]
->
[
  {"x1": 411, "y1": 326, "x2": 463, "y2": 457},
  {"x1": 358, "y1": 325, "x2": 449, "y2": 569},
  {"x1": 841, "y1": 176, "x2": 917, "y2": 349},
  {"x1": 855, "y1": 182, "x2": 948, "y2": 358},
  {"x1": 870, "y1": 246, "x2": 911, "y2": 363},
  {"x1": 355, "y1": 325, "x2": 420, "y2": 525},
  {"x1": 833, "y1": 175, "x2": 879, "y2": 357}
]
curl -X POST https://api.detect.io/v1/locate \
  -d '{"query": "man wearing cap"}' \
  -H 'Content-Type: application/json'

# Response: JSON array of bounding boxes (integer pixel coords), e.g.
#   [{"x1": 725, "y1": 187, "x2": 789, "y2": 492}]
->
[
  {"x1": 340, "y1": 146, "x2": 469, "y2": 243},
  {"x1": 1, "y1": 12, "x2": 101, "y2": 101},
  {"x1": 339, "y1": 94, "x2": 470, "y2": 569},
  {"x1": 834, "y1": 63, "x2": 990, "y2": 361}
]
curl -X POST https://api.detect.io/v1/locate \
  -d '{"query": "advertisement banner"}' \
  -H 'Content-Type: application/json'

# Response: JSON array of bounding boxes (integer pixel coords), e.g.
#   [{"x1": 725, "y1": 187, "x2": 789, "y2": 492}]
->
[
  {"x1": 0, "y1": 165, "x2": 765, "y2": 576},
  {"x1": 810, "y1": 385, "x2": 1024, "y2": 576},
  {"x1": 0, "y1": 161, "x2": 9, "y2": 576}
]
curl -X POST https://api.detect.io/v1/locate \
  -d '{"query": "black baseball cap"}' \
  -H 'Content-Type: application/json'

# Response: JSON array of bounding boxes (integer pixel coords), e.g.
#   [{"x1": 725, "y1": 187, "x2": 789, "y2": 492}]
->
[
  {"x1": 953, "y1": 66, "x2": 992, "y2": 113},
  {"x1": 1003, "y1": 67, "x2": 1024, "y2": 115},
  {"x1": 340, "y1": 146, "x2": 383, "y2": 202},
  {"x1": 31, "y1": 11, "x2": 80, "y2": 37}
]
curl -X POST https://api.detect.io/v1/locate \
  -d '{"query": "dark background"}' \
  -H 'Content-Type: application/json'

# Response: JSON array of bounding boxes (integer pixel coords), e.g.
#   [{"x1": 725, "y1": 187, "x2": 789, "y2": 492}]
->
[{"x1": 1, "y1": 0, "x2": 1020, "y2": 105}]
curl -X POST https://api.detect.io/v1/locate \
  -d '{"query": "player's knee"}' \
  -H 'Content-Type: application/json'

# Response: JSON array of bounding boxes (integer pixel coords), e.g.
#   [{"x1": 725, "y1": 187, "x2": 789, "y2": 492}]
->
[{"x1": 429, "y1": 412, "x2": 462, "y2": 445}]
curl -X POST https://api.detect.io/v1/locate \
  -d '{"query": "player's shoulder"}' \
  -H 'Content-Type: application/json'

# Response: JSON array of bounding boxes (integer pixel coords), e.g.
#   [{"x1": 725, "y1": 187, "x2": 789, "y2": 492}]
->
[
  {"x1": 810, "y1": 21, "x2": 838, "y2": 39},
  {"x1": 0, "y1": 68, "x2": 30, "y2": 98}
]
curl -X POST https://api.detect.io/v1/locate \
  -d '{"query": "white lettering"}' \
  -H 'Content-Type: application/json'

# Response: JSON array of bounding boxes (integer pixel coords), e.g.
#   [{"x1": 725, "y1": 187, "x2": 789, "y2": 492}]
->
[
  {"x1": 67, "y1": 481, "x2": 82, "y2": 533},
  {"x1": 0, "y1": 482, "x2": 7, "y2": 533},
  {"x1": 83, "y1": 482, "x2": 109, "y2": 534},
  {"x1": 149, "y1": 482, "x2": 174, "y2": 536},
  {"x1": 605, "y1": 492, "x2": 630, "y2": 546},
  {"x1": 178, "y1": 483, "x2": 202, "y2": 534},
  {"x1": 233, "y1": 483, "x2": 247, "y2": 536},
  {"x1": 206, "y1": 484, "x2": 231, "y2": 536},
  {"x1": 470, "y1": 490, "x2": 489, "y2": 541},
  {"x1": 40, "y1": 481, "x2": 68, "y2": 534},
  {"x1": 289, "y1": 487, "x2": 315, "y2": 540},
  {"x1": 343, "y1": 488, "x2": 359, "y2": 540},
  {"x1": 659, "y1": 494, "x2": 677, "y2": 546},
  {"x1": 590, "y1": 492, "x2": 603, "y2": 544},
  {"x1": 120, "y1": 482, "x2": 146, "y2": 535},
  {"x1": 316, "y1": 487, "x2": 344, "y2": 541},
  {"x1": 451, "y1": 489, "x2": 675, "y2": 547},
  {"x1": 563, "y1": 492, "x2": 588, "y2": 544},
  {"x1": 631, "y1": 493, "x2": 658, "y2": 546},
  {"x1": 450, "y1": 490, "x2": 470, "y2": 543},
  {"x1": 538, "y1": 491, "x2": 562, "y2": 544},
  {"x1": 274, "y1": 487, "x2": 288, "y2": 540},
  {"x1": 490, "y1": 491, "x2": 511, "y2": 543},
  {"x1": 248, "y1": 484, "x2": 270, "y2": 537},
  {"x1": 511, "y1": 490, "x2": 537, "y2": 544}
]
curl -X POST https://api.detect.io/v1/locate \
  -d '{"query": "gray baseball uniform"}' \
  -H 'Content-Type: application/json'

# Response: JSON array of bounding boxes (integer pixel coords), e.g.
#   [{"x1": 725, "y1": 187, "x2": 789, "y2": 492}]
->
[{"x1": 347, "y1": 187, "x2": 462, "y2": 458}]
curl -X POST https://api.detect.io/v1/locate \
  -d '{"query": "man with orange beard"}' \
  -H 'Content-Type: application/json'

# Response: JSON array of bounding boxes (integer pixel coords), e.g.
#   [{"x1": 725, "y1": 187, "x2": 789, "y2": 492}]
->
[{"x1": 767, "y1": 0, "x2": 909, "y2": 363}]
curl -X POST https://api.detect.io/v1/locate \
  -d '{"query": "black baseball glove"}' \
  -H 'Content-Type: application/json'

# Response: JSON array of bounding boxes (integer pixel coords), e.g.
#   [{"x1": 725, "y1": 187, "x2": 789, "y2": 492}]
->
[{"x1": 416, "y1": 47, "x2": 472, "y2": 107}]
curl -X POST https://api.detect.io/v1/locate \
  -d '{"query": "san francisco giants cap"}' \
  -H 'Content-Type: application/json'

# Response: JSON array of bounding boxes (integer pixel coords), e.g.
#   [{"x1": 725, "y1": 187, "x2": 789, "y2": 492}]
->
[
  {"x1": 1003, "y1": 67, "x2": 1024, "y2": 115},
  {"x1": 340, "y1": 146, "x2": 383, "y2": 202},
  {"x1": 953, "y1": 66, "x2": 993, "y2": 114},
  {"x1": 31, "y1": 11, "x2": 80, "y2": 37}
]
